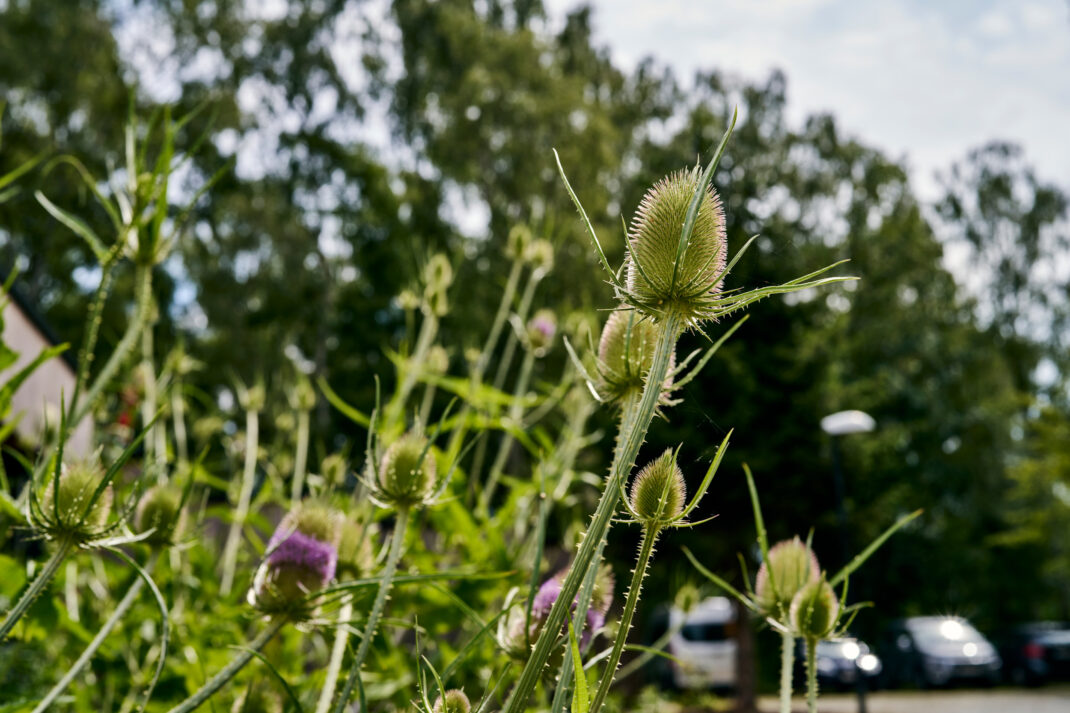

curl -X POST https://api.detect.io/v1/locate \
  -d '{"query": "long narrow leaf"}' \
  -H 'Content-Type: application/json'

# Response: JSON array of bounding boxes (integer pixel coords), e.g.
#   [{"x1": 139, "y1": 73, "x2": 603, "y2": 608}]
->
[{"x1": 830, "y1": 509, "x2": 922, "y2": 587}]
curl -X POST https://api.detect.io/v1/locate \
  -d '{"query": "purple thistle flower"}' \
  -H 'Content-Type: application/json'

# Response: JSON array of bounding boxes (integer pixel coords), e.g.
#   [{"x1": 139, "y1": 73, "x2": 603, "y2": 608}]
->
[
  {"x1": 266, "y1": 528, "x2": 338, "y2": 585},
  {"x1": 252, "y1": 506, "x2": 341, "y2": 616},
  {"x1": 532, "y1": 567, "x2": 614, "y2": 646}
]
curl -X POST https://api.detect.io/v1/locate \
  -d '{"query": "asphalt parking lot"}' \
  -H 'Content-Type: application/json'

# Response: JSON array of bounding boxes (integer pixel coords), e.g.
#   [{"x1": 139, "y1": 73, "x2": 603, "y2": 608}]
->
[{"x1": 763, "y1": 686, "x2": 1070, "y2": 712}]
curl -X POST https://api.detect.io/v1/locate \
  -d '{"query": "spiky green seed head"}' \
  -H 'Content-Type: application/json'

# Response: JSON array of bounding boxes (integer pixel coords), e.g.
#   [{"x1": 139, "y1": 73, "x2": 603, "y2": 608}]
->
[
  {"x1": 424, "y1": 253, "x2": 453, "y2": 290},
  {"x1": 790, "y1": 577, "x2": 839, "y2": 640},
  {"x1": 230, "y1": 685, "x2": 283, "y2": 713},
  {"x1": 397, "y1": 288, "x2": 421, "y2": 311},
  {"x1": 252, "y1": 504, "x2": 341, "y2": 616},
  {"x1": 239, "y1": 384, "x2": 265, "y2": 412},
  {"x1": 376, "y1": 433, "x2": 437, "y2": 508},
  {"x1": 524, "y1": 238, "x2": 554, "y2": 273},
  {"x1": 432, "y1": 689, "x2": 471, "y2": 713},
  {"x1": 424, "y1": 283, "x2": 449, "y2": 316},
  {"x1": 135, "y1": 484, "x2": 185, "y2": 547},
  {"x1": 596, "y1": 310, "x2": 675, "y2": 407},
  {"x1": 294, "y1": 376, "x2": 316, "y2": 411},
  {"x1": 527, "y1": 309, "x2": 557, "y2": 355},
  {"x1": 320, "y1": 453, "x2": 347, "y2": 487},
  {"x1": 425, "y1": 345, "x2": 450, "y2": 375},
  {"x1": 629, "y1": 449, "x2": 686, "y2": 527},
  {"x1": 506, "y1": 224, "x2": 533, "y2": 259},
  {"x1": 337, "y1": 519, "x2": 377, "y2": 578},
  {"x1": 674, "y1": 582, "x2": 702, "y2": 613},
  {"x1": 625, "y1": 167, "x2": 727, "y2": 324},
  {"x1": 754, "y1": 537, "x2": 820, "y2": 619},
  {"x1": 38, "y1": 461, "x2": 112, "y2": 542}
]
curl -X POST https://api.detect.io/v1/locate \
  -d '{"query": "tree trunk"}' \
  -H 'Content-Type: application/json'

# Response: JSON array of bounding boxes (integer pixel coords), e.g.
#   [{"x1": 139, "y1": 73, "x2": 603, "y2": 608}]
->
[{"x1": 734, "y1": 598, "x2": 758, "y2": 713}]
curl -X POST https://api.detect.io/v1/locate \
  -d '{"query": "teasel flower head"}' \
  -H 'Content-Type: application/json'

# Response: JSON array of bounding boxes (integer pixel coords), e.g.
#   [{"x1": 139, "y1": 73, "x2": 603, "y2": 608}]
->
[
  {"x1": 425, "y1": 345, "x2": 450, "y2": 376},
  {"x1": 336, "y1": 518, "x2": 378, "y2": 579},
  {"x1": 524, "y1": 238, "x2": 555, "y2": 274},
  {"x1": 789, "y1": 576, "x2": 840, "y2": 640},
  {"x1": 251, "y1": 503, "x2": 341, "y2": 617},
  {"x1": 526, "y1": 309, "x2": 557, "y2": 356},
  {"x1": 628, "y1": 449, "x2": 687, "y2": 529},
  {"x1": 370, "y1": 431, "x2": 438, "y2": 510},
  {"x1": 135, "y1": 483, "x2": 186, "y2": 547},
  {"x1": 320, "y1": 453, "x2": 348, "y2": 488},
  {"x1": 424, "y1": 283, "x2": 449, "y2": 317},
  {"x1": 294, "y1": 375, "x2": 316, "y2": 412},
  {"x1": 432, "y1": 689, "x2": 471, "y2": 713},
  {"x1": 594, "y1": 309, "x2": 676, "y2": 409},
  {"x1": 506, "y1": 224, "x2": 533, "y2": 260},
  {"x1": 424, "y1": 253, "x2": 454, "y2": 291},
  {"x1": 755, "y1": 536, "x2": 820, "y2": 620},
  {"x1": 33, "y1": 460, "x2": 114, "y2": 544},
  {"x1": 397, "y1": 288, "x2": 421, "y2": 311},
  {"x1": 230, "y1": 684, "x2": 283, "y2": 713},
  {"x1": 532, "y1": 564, "x2": 615, "y2": 647},
  {"x1": 623, "y1": 166, "x2": 727, "y2": 327}
]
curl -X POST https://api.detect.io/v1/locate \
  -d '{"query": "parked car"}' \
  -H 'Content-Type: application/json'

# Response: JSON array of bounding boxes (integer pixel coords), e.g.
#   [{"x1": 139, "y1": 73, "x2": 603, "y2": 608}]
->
[
  {"x1": 794, "y1": 636, "x2": 882, "y2": 691},
  {"x1": 997, "y1": 622, "x2": 1070, "y2": 686},
  {"x1": 880, "y1": 616, "x2": 1001, "y2": 688},
  {"x1": 662, "y1": 596, "x2": 738, "y2": 690}
]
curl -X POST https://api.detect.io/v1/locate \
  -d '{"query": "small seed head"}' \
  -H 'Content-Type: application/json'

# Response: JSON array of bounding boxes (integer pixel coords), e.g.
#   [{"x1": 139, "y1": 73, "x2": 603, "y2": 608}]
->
[
  {"x1": 397, "y1": 289, "x2": 421, "y2": 311},
  {"x1": 37, "y1": 461, "x2": 112, "y2": 542},
  {"x1": 526, "y1": 309, "x2": 557, "y2": 355},
  {"x1": 432, "y1": 689, "x2": 471, "y2": 713},
  {"x1": 506, "y1": 224, "x2": 533, "y2": 259},
  {"x1": 629, "y1": 449, "x2": 687, "y2": 527},
  {"x1": 524, "y1": 238, "x2": 554, "y2": 273},
  {"x1": 596, "y1": 310, "x2": 675, "y2": 407},
  {"x1": 135, "y1": 484, "x2": 185, "y2": 547},
  {"x1": 424, "y1": 284, "x2": 449, "y2": 316},
  {"x1": 790, "y1": 577, "x2": 839, "y2": 640},
  {"x1": 755, "y1": 537, "x2": 820, "y2": 619},
  {"x1": 320, "y1": 453, "x2": 348, "y2": 487},
  {"x1": 425, "y1": 345, "x2": 450, "y2": 375},
  {"x1": 375, "y1": 433, "x2": 437, "y2": 509},
  {"x1": 424, "y1": 253, "x2": 453, "y2": 290},
  {"x1": 294, "y1": 376, "x2": 316, "y2": 411}
]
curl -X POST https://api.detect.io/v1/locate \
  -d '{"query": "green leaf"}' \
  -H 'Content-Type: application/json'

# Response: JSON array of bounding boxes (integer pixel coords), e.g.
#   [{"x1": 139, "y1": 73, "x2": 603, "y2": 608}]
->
[
  {"x1": 317, "y1": 376, "x2": 370, "y2": 427},
  {"x1": 568, "y1": 617, "x2": 589, "y2": 713},
  {"x1": 35, "y1": 191, "x2": 107, "y2": 261},
  {"x1": 829, "y1": 509, "x2": 923, "y2": 587}
]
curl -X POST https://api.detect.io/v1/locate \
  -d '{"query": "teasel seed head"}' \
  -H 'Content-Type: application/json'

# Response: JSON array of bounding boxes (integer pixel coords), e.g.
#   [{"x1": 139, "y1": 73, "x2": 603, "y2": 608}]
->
[
  {"x1": 294, "y1": 376, "x2": 316, "y2": 412},
  {"x1": 625, "y1": 166, "x2": 727, "y2": 325},
  {"x1": 374, "y1": 432, "x2": 438, "y2": 509},
  {"x1": 425, "y1": 345, "x2": 450, "y2": 376},
  {"x1": 397, "y1": 288, "x2": 421, "y2": 311},
  {"x1": 424, "y1": 253, "x2": 453, "y2": 290},
  {"x1": 524, "y1": 238, "x2": 554, "y2": 274},
  {"x1": 135, "y1": 484, "x2": 185, "y2": 547},
  {"x1": 526, "y1": 309, "x2": 557, "y2": 356},
  {"x1": 595, "y1": 309, "x2": 675, "y2": 408},
  {"x1": 320, "y1": 453, "x2": 348, "y2": 488},
  {"x1": 789, "y1": 576, "x2": 839, "y2": 640},
  {"x1": 424, "y1": 283, "x2": 449, "y2": 317},
  {"x1": 36, "y1": 461, "x2": 113, "y2": 543},
  {"x1": 506, "y1": 224, "x2": 532, "y2": 260},
  {"x1": 251, "y1": 504, "x2": 341, "y2": 617},
  {"x1": 628, "y1": 449, "x2": 686, "y2": 528},
  {"x1": 432, "y1": 689, "x2": 471, "y2": 713},
  {"x1": 754, "y1": 536, "x2": 820, "y2": 620}
]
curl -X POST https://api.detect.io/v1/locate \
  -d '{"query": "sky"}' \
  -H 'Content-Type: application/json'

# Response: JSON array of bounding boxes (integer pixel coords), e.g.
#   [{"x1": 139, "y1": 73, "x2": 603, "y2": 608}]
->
[{"x1": 542, "y1": 0, "x2": 1070, "y2": 199}]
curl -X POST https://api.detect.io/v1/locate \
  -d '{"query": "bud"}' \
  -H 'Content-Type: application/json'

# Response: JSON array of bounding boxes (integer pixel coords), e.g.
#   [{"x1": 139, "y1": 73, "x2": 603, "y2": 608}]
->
[
  {"x1": 274, "y1": 412, "x2": 296, "y2": 432},
  {"x1": 425, "y1": 345, "x2": 450, "y2": 376},
  {"x1": 320, "y1": 453, "x2": 348, "y2": 488},
  {"x1": 790, "y1": 577, "x2": 839, "y2": 640},
  {"x1": 239, "y1": 383, "x2": 265, "y2": 413},
  {"x1": 424, "y1": 253, "x2": 453, "y2": 290},
  {"x1": 397, "y1": 289, "x2": 421, "y2": 311},
  {"x1": 524, "y1": 238, "x2": 554, "y2": 273},
  {"x1": 432, "y1": 689, "x2": 471, "y2": 713},
  {"x1": 596, "y1": 310, "x2": 675, "y2": 407},
  {"x1": 628, "y1": 449, "x2": 686, "y2": 528},
  {"x1": 754, "y1": 537, "x2": 820, "y2": 619},
  {"x1": 36, "y1": 461, "x2": 112, "y2": 543},
  {"x1": 336, "y1": 519, "x2": 377, "y2": 579},
  {"x1": 625, "y1": 167, "x2": 727, "y2": 324},
  {"x1": 135, "y1": 484, "x2": 185, "y2": 547},
  {"x1": 526, "y1": 309, "x2": 557, "y2": 356},
  {"x1": 374, "y1": 433, "x2": 437, "y2": 509},
  {"x1": 506, "y1": 224, "x2": 533, "y2": 260},
  {"x1": 424, "y1": 284, "x2": 449, "y2": 317},
  {"x1": 231, "y1": 685, "x2": 283, "y2": 713},
  {"x1": 294, "y1": 377, "x2": 316, "y2": 412},
  {"x1": 252, "y1": 504, "x2": 341, "y2": 616}
]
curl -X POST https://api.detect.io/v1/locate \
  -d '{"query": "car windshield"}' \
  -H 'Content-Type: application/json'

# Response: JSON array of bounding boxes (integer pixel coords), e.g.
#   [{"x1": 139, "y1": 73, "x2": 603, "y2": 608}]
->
[
  {"x1": 680, "y1": 621, "x2": 735, "y2": 642},
  {"x1": 907, "y1": 619, "x2": 985, "y2": 647}
]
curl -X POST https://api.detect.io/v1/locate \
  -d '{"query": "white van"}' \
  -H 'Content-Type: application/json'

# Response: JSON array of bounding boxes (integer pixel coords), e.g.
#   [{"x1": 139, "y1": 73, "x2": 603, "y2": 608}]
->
[{"x1": 667, "y1": 596, "x2": 738, "y2": 689}]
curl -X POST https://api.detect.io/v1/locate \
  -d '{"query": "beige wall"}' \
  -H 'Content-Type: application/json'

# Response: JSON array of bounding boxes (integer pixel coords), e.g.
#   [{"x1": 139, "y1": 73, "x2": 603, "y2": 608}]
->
[{"x1": 2, "y1": 300, "x2": 93, "y2": 456}]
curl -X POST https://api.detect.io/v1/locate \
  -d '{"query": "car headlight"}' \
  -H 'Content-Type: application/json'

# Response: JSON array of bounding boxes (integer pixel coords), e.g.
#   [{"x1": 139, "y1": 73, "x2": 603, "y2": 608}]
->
[{"x1": 858, "y1": 654, "x2": 880, "y2": 673}]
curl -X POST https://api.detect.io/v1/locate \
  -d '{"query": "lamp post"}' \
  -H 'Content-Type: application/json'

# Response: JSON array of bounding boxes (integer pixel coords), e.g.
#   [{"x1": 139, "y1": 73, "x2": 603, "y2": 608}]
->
[{"x1": 820, "y1": 409, "x2": 875, "y2": 713}]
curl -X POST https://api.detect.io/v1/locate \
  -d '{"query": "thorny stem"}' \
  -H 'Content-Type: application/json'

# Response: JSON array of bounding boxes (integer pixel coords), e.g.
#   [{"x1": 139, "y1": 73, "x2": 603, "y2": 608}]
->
[
  {"x1": 164, "y1": 617, "x2": 287, "y2": 713},
  {"x1": 806, "y1": 636, "x2": 819, "y2": 713},
  {"x1": 32, "y1": 554, "x2": 158, "y2": 713},
  {"x1": 291, "y1": 408, "x2": 311, "y2": 502},
  {"x1": 69, "y1": 255, "x2": 120, "y2": 418},
  {"x1": 502, "y1": 311, "x2": 681, "y2": 713},
  {"x1": 589, "y1": 527, "x2": 659, "y2": 713},
  {"x1": 314, "y1": 594, "x2": 354, "y2": 713},
  {"x1": 139, "y1": 297, "x2": 162, "y2": 468},
  {"x1": 480, "y1": 348, "x2": 535, "y2": 513},
  {"x1": 220, "y1": 406, "x2": 260, "y2": 596},
  {"x1": 780, "y1": 629, "x2": 795, "y2": 713},
  {"x1": 332, "y1": 506, "x2": 410, "y2": 713},
  {"x1": 0, "y1": 535, "x2": 74, "y2": 641}
]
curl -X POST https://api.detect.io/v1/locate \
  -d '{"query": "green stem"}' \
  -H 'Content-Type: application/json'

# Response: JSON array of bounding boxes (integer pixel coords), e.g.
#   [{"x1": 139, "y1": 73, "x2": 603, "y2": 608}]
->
[
  {"x1": 480, "y1": 349, "x2": 535, "y2": 513},
  {"x1": 164, "y1": 618, "x2": 286, "y2": 713},
  {"x1": 332, "y1": 506, "x2": 410, "y2": 713},
  {"x1": 477, "y1": 258, "x2": 524, "y2": 378},
  {"x1": 501, "y1": 311, "x2": 680, "y2": 713},
  {"x1": 589, "y1": 527, "x2": 659, "y2": 713},
  {"x1": 291, "y1": 409, "x2": 311, "y2": 502},
  {"x1": 172, "y1": 375, "x2": 188, "y2": 469},
  {"x1": 139, "y1": 296, "x2": 160, "y2": 467},
  {"x1": 805, "y1": 636, "x2": 818, "y2": 713},
  {"x1": 386, "y1": 311, "x2": 438, "y2": 432},
  {"x1": 491, "y1": 270, "x2": 541, "y2": 393},
  {"x1": 33, "y1": 554, "x2": 157, "y2": 713},
  {"x1": 315, "y1": 594, "x2": 354, "y2": 713},
  {"x1": 418, "y1": 383, "x2": 437, "y2": 428},
  {"x1": 0, "y1": 536, "x2": 74, "y2": 641},
  {"x1": 780, "y1": 629, "x2": 795, "y2": 713},
  {"x1": 220, "y1": 407, "x2": 260, "y2": 596},
  {"x1": 69, "y1": 254, "x2": 120, "y2": 417}
]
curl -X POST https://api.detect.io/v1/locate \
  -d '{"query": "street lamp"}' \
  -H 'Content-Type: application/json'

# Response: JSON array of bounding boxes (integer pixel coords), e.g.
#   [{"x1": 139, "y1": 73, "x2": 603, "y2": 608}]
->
[{"x1": 821, "y1": 409, "x2": 875, "y2": 713}]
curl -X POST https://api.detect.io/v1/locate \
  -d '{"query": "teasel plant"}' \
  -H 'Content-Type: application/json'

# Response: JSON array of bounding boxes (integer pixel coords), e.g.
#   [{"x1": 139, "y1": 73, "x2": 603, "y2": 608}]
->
[
  {"x1": 220, "y1": 378, "x2": 266, "y2": 596},
  {"x1": 684, "y1": 464, "x2": 922, "y2": 713},
  {"x1": 500, "y1": 109, "x2": 854, "y2": 713}
]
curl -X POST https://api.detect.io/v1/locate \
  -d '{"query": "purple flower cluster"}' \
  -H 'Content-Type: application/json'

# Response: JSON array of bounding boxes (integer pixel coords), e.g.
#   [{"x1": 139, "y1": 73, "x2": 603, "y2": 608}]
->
[
  {"x1": 532, "y1": 568, "x2": 612, "y2": 646},
  {"x1": 252, "y1": 508, "x2": 341, "y2": 615},
  {"x1": 266, "y1": 527, "x2": 338, "y2": 585}
]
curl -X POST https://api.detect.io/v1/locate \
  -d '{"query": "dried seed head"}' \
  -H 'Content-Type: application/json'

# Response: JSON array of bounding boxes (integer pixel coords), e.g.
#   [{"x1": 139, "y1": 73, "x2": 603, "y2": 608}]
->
[
  {"x1": 526, "y1": 309, "x2": 557, "y2": 355},
  {"x1": 375, "y1": 432, "x2": 437, "y2": 509},
  {"x1": 135, "y1": 484, "x2": 185, "y2": 547},
  {"x1": 432, "y1": 689, "x2": 471, "y2": 713},
  {"x1": 37, "y1": 461, "x2": 112, "y2": 543},
  {"x1": 628, "y1": 449, "x2": 686, "y2": 527},
  {"x1": 790, "y1": 577, "x2": 839, "y2": 640},
  {"x1": 524, "y1": 238, "x2": 555, "y2": 273},
  {"x1": 755, "y1": 537, "x2": 820, "y2": 619},
  {"x1": 596, "y1": 310, "x2": 675, "y2": 407},
  {"x1": 252, "y1": 504, "x2": 341, "y2": 616},
  {"x1": 424, "y1": 253, "x2": 453, "y2": 290},
  {"x1": 625, "y1": 167, "x2": 727, "y2": 324},
  {"x1": 506, "y1": 224, "x2": 533, "y2": 259}
]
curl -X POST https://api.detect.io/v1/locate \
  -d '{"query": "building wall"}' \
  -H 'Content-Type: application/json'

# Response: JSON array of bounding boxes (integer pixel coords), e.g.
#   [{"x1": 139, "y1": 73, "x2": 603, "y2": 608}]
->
[{"x1": 2, "y1": 300, "x2": 93, "y2": 456}]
